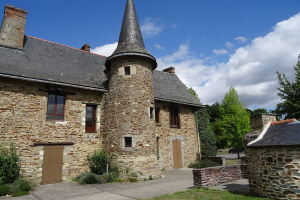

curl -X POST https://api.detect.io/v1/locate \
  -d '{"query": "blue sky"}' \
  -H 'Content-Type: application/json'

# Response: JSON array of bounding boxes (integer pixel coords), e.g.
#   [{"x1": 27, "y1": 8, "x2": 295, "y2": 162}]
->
[{"x1": 1, "y1": 0, "x2": 300, "y2": 110}]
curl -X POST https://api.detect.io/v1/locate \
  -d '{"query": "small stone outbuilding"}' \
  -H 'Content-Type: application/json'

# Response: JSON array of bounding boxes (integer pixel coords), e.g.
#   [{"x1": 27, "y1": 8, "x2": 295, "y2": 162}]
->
[{"x1": 245, "y1": 118, "x2": 300, "y2": 200}]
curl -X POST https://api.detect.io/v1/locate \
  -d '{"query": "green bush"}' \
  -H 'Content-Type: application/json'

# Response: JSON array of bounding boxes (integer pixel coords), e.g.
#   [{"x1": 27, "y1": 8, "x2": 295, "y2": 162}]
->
[
  {"x1": 75, "y1": 171, "x2": 119, "y2": 185},
  {"x1": 0, "y1": 185, "x2": 9, "y2": 196},
  {"x1": 88, "y1": 149, "x2": 119, "y2": 177},
  {"x1": 188, "y1": 159, "x2": 218, "y2": 169},
  {"x1": 0, "y1": 143, "x2": 20, "y2": 185},
  {"x1": 88, "y1": 149, "x2": 110, "y2": 175},
  {"x1": 77, "y1": 172, "x2": 98, "y2": 185},
  {"x1": 9, "y1": 178, "x2": 32, "y2": 194},
  {"x1": 193, "y1": 108, "x2": 217, "y2": 158}
]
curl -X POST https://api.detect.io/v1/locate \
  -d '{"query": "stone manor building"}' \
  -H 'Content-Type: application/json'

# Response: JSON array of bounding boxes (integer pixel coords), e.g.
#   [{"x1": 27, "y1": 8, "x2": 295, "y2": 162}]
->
[{"x1": 0, "y1": 0, "x2": 202, "y2": 184}]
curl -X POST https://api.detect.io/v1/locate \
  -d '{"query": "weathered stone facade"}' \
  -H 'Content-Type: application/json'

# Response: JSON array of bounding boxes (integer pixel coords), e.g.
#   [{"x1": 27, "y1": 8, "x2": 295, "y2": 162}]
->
[
  {"x1": 0, "y1": 78, "x2": 104, "y2": 184},
  {"x1": 103, "y1": 56, "x2": 160, "y2": 179},
  {"x1": 0, "y1": 1, "x2": 202, "y2": 185},
  {"x1": 247, "y1": 146, "x2": 300, "y2": 200},
  {"x1": 155, "y1": 100, "x2": 199, "y2": 170}
]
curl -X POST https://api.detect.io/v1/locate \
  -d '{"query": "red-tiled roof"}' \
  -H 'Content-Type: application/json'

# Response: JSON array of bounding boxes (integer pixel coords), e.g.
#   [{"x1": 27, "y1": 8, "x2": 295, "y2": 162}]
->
[{"x1": 270, "y1": 119, "x2": 296, "y2": 125}]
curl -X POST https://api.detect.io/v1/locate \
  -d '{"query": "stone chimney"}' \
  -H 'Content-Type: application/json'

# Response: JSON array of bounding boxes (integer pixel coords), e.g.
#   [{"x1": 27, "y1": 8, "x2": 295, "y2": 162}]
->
[
  {"x1": 0, "y1": 5, "x2": 27, "y2": 49},
  {"x1": 244, "y1": 113, "x2": 277, "y2": 146},
  {"x1": 81, "y1": 43, "x2": 90, "y2": 52},
  {"x1": 162, "y1": 66, "x2": 175, "y2": 74}
]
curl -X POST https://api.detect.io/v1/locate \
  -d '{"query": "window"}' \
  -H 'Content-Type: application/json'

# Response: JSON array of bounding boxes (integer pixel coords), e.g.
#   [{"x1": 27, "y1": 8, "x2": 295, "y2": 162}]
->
[
  {"x1": 46, "y1": 94, "x2": 65, "y2": 120},
  {"x1": 150, "y1": 107, "x2": 154, "y2": 119},
  {"x1": 85, "y1": 105, "x2": 97, "y2": 133},
  {"x1": 156, "y1": 136, "x2": 160, "y2": 160},
  {"x1": 170, "y1": 107, "x2": 180, "y2": 128},
  {"x1": 124, "y1": 66, "x2": 131, "y2": 75},
  {"x1": 155, "y1": 108, "x2": 160, "y2": 124},
  {"x1": 124, "y1": 137, "x2": 132, "y2": 147}
]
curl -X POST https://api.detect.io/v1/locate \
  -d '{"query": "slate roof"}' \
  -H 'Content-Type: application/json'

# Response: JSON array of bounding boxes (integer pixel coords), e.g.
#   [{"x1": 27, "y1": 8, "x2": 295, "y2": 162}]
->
[
  {"x1": 248, "y1": 121, "x2": 300, "y2": 147},
  {"x1": 0, "y1": 36, "x2": 202, "y2": 107},
  {"x1": 107, "y1": 0, "x2": 156, "y2": 67}
]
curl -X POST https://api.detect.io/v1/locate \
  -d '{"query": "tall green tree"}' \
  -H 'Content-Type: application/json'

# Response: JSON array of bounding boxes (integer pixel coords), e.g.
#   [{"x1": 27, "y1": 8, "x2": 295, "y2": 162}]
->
[
  {"x1": 217, "y1": 87, "x2": 251, "y2": 157},
  {"x1": 188, "y1": 87, "x2": 217, "y2": 158},
  {"x1": 275, "y1": 61, "x2": 300, "y2": 120}
]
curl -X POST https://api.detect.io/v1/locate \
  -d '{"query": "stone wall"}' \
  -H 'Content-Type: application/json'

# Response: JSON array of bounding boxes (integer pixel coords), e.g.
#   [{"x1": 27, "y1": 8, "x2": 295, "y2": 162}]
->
[
  {"x1": 0, "y1": 78, "x2": 104, "y2": 184},
  {"x1": 247, "y1": 146, "x2": 300, "y2": 200},
  {"x1": 155, "y1": 100, "x2": 199, "y2": 170},
  {"x1": 193, "y1": 164, "x2": 248, "y2": 187},
  {"x1": 102, "y1": 56, "x2": 160, "y2": 180}
]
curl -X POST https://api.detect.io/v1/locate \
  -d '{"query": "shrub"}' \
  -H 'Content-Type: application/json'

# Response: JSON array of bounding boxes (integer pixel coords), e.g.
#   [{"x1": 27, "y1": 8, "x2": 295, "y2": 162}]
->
[
  {"x1": 0, "y1": 143, "x2": 20, "y2": 185},
  {"x1": 88, "y1": 149, "x2": 110, "y2": 175},
  {"x1": 88, "y1": 149, "x2": 120, "y2": 178},
  {"x1": 8, "y1": 178, "x2": 32, "y2": 194},
  {"x1": 193, "y1": 109, "x2": 217, "y2": 158},
  {"x1": 77, "y1": 172, "x2": 98, "y2": 185},
  {"x1": 188, "y1": 159, "x2": 218, "y2": 169},
  {"x1": 0, "y1": 185, "x2": 9, "y2": 196}
]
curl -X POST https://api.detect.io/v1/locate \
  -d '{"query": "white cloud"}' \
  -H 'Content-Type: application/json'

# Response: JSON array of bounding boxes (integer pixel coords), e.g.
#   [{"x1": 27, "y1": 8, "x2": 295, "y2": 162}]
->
[
  {"x1": 225, "y1": 42, "x2": 233, "y2": 48},
  {"x1": 91, "y1": 42, "x2": 118, "y2": 57},
  {"x1": 235, "y1": 36, "x2": 247, "y2": 43},
  {"x1": 156, "y1": 13, "x2": 300, "y2": 110},
  {"x1": 141, "y1": 18, "x2": 163, "y2": 38},
  {"x1": 154, "y1": 43, "x2": 165, "y2": 50},
  {"x1": 213, "y1": 49, "x2": 229, "y2": 55}
]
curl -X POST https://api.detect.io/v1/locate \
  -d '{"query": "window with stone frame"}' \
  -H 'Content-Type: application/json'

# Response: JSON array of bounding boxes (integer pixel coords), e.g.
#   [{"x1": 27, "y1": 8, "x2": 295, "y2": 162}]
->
[
  {"x1": 150, "y1": 107, "x2": 154, "y2": 119},
  {"x1": 155, "y1": 107, "x2": 160, "y2": 124},
  {"x1": 46, "y1": 93, "x2": 65, "y2": 121},
  {"x1": 169, "y1": 107, "x2": 180, "y2": 128},
  {"x1": 85, "y1": 105, "x2": 97, "y2": 133}
]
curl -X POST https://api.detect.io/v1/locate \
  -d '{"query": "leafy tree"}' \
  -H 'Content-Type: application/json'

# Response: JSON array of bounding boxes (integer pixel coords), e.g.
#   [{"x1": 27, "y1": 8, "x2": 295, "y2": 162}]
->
[
  {"x1": 188, "y1": 87, "x2": 216, "y2": 157},
  {"x1": 205, "y1": 102, "x2": 220, "y2": 123},
  {"x1": 205, "y1": 102, "x2": 226, "y2": 149},
  {"x1": 188, "y1": 87, "x2": 200, "y2": 102},
  {"x1": 217, "y1": 87, "x2": 251, "y2": 158},
  {"x1": 252, "y1": 108, "x2": 268, "y2": 115},
  {"x1": 275, "y1": 62, "x2": 300, "y2": 120},
  {"x1": 194, "y1": 108, "x2": 217, "y2": 158}
]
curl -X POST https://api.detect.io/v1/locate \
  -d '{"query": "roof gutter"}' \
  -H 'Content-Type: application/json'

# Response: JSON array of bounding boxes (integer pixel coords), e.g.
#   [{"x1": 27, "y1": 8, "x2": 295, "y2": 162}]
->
[
  {"x1": 0, "y1": 73, "x2": 108, "y2": 92},
  {"x1": 154, "y1": 97, "x2": 204, "y2": 108}
]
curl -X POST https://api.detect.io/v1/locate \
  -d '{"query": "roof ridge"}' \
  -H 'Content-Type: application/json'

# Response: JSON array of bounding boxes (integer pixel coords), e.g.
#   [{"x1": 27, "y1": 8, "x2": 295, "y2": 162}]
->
[
  {"x1": 270, "y1": 119, "x2": 296, "y2": 125},
  {"x1": 26, "y1": 35, "x2": 108, "y2": 58}
]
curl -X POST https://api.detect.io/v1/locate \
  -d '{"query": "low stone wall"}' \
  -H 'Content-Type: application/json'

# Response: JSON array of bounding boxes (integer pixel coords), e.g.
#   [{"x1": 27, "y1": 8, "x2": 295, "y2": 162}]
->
[{"x1": 193, "y1": 164, "x2": 248, "y2": 187}]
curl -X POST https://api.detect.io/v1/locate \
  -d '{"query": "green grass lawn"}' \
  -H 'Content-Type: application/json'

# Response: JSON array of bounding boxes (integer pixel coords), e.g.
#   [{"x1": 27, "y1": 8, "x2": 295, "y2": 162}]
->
[{"x1": 146, "y1": 188, "x2": 270, "y2": 200}]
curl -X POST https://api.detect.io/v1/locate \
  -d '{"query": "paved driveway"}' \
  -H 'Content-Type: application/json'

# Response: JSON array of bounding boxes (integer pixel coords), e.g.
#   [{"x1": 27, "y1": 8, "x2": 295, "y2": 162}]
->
[
  {"x1": 0, "y1": 168, "x2": 249, "y2": 200},
  {"x1": 1, "y1": 168, "x2": 194, "y2": 200}
]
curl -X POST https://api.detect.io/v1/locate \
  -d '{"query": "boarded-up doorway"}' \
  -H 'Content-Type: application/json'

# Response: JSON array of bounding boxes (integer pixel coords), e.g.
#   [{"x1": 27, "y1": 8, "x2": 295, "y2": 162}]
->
[
  {"x1": 42, "y1": 146, "x2": 64, "y2": 184},
  {"x1": 172, "y1": 139, "x2": 182, "y2": 168}
]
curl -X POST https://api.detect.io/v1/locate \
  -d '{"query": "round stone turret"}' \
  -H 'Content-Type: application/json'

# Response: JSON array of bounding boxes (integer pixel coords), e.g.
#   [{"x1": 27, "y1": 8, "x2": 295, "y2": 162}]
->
[{"x1": 104, "y1": 0, "x2": 160, "y2": 179}]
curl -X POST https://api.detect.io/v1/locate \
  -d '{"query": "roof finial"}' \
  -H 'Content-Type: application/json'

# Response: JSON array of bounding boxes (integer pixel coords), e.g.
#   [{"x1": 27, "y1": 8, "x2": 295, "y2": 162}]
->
[{"x1": 106, "y1": 0, "x2": 157, "y2": 69}]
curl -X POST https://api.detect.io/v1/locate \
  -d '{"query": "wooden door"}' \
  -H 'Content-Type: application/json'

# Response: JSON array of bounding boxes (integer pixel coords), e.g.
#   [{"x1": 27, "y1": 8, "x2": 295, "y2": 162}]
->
[
  {"x1": 172, "y1": 139, "x2": 182, "y2": 168},
  {"x1": 42, "y1": 146, "x2": 64, "y2": 184}
]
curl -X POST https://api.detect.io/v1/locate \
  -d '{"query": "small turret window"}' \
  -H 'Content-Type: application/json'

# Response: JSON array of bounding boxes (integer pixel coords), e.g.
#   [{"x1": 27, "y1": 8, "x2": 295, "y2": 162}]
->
[
  {"x1": 125, "y1": 66, "x2": 131, "y2": 75},
  {"x1": 124, "y1": 137, "x2": 132, "y2": 147}
]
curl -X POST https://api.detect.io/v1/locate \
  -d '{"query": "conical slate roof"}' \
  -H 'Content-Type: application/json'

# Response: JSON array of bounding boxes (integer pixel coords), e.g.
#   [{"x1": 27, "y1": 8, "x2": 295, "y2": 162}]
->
[{"x1": 106, "y1": 0, "x2": 157, "y2": 69}]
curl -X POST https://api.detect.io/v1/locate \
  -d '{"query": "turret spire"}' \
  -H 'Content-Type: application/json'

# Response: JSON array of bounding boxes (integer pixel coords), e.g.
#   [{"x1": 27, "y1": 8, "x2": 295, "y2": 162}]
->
[{"x1": 106, "y1": 0, "x2": 157, "y2": 69}]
